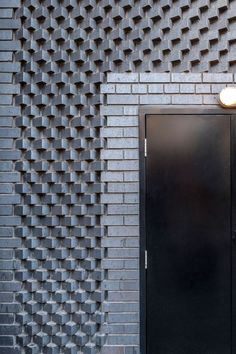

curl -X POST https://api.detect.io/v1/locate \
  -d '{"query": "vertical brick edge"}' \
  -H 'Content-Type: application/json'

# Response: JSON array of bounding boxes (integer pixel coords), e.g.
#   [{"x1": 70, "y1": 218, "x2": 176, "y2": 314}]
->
[{"x1": 0, "y1": 1, "x2": 21, "y2": 353}]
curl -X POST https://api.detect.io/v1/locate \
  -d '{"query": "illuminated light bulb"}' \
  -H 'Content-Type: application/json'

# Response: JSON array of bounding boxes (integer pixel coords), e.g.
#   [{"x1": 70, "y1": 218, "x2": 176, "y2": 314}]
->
[{"x1": 219, "y1": 87, "x2": 236, "y2": 107}]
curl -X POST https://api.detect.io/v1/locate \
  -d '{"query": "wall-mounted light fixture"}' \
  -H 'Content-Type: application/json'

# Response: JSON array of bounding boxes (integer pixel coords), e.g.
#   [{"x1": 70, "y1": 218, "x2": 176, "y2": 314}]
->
[{"x1": 219, "y1": 87, "x2": 236, "y2": 108}]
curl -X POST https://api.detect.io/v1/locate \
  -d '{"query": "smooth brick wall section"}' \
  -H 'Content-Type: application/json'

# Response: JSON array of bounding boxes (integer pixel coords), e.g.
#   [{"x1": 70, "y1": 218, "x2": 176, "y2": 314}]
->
[
  {"x1": 101, "y1": 73, "x2": 235, "y2": 353},
  {"x1": 0, "y1": 1, "x2": 20, "y2": 353}
]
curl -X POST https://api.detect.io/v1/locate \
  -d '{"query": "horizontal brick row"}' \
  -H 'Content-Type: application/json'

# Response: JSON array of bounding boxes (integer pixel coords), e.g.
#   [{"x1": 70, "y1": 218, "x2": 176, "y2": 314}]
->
[{"x1": 107, "y1": 73, "x2": 236, "y2": 83}]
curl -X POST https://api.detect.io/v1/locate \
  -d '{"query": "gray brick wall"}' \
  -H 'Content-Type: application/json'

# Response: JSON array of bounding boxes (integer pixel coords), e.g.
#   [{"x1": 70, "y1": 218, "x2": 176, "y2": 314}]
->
[
  {"x1": 100, "y1": 72, "x2": 236, "y2": 353},
  {"x1": 0, "y1": 1, "x2": 21, "y2": 353},
  {"x1": 3, "y1": 0, "x2": 236, "y2": 352}
]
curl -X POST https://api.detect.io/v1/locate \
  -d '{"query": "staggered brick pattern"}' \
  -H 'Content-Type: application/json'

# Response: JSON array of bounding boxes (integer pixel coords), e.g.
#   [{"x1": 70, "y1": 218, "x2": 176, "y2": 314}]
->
[
  {"x1": 15, "y1": 0, "x2": 236, "y2": 74},
  {"x1": 101, "y1": 73, "x2": 236, "y2": 354},
  {"x1": 15, "y1": 1, "x2": 106, "y2": 353},
  {"x1": 1, "y1": 0, "x2": 236, "y2": 352}
]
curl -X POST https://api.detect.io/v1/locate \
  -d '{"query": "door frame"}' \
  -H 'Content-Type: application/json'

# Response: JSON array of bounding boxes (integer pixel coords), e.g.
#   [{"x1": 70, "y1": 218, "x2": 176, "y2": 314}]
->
[{"x1": 139, "y1": 106, "x2": 236, "y2": 354}]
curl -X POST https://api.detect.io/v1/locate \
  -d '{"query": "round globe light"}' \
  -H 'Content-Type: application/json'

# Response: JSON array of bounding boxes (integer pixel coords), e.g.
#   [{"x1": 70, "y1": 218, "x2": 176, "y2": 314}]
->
[{"x1": 219, "y1": 87, "x2": 236, "y2": 107}]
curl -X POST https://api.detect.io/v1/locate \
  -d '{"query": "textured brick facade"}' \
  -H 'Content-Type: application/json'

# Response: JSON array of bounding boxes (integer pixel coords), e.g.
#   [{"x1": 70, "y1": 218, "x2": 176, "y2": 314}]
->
[{"x1": 0, "y1": 0, "x2": 236, "y2": 353}]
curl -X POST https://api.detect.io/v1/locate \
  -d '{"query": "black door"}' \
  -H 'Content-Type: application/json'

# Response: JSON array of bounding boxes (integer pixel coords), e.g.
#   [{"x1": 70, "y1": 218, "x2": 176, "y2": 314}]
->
[{"x1": 146, "y1": 114, "x2": 231, "y2": 354}]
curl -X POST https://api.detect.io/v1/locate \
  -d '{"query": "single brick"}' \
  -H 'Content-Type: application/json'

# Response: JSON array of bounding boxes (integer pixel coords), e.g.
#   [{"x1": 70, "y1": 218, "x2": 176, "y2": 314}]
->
[
  {"x1": 211, "y1": 84, "x2": 226, "y2": 93},
  {"x1": 107, "y1": 248, "x2": 138, "y2": 258},
  {"x1": 101, "y1": 347, "x2": 124, "y2": 354},
  {"x1": 108, "y1": 270, "x2": 139, "y2": 280},
  {"x1": 172, "y1": 73, "x2": 202, "y2": 82},
  {"x1": 108, "y1": 313, "x2": 138, "y2": 323},
  {"x1": 100, "y1": 84, "x2": 115, "y2": 93},
  {"x1": 107, "y1": 95, "x2": 139, "y2": 105},
  {"x1": 107, "y1": 291, "x2": 139, "y2": 302},
  {"x1": 196, "y1": 84, "x2": 211, "y2": 93},
  {"x1": 180, "y1": 84, "x2": 195, "y2": 93},
  {"x1": 102, "y1": 259, "x2": 138, "y2": 270},
  {"x1": 124, "y1": 215, "x2": 139, "y2": 225},
  {"x1": 101, "y1": 127, "x2": 123, "y2": 138},
  {"x1": 0, "y1": 0, "x2": 20, "y2": 7},
  {"x1": 0, "y1": 41, "x2": 20, "y2": 51},
  {"x1": 203, "y1": 73, "x2": 233, "y2": 83},
  {"x1": 0, "y1": 162, "x2": 12, "y2": 171},
  {"x1": 0, "y1": 239, "x2": 20, "y2": 247},
  {"x1": 0, "y1": 51, "x2": 12, "y2": 61},
  {"x1": 0, "y1": 128, "x2": 20, "y2": 138},
  {"x1": 107, "y1": 226, "x2": 139, "y2": 237},
  {"x1": 0, "y1": 335, "x2": 13, "y2": 345},
  {"x1": 148, "y1": 84, "x2": 163, "y2": 93},
  {"x1": 0, "y1": 139, "x2": 13, "y2": 148},
  {"x1": 101, "y1": 150, "x2": 123, "y2": 160},
  {"x1": 0, "y1": 84, "x2": 19, "y2": 94},
  {"x1": 0, "y1": 151, "x2": 20, "y2": 160},
  {"x1": 0, "y1": 117, "x2": 12, "y2": 126},
  {"x1": 0, "y1": 19, "x2": 20, "y2": 29},
  {"x1": 124, "y1": 172, "x2": 139, "y2": 182},
  {"x1": 107, "y1": 116, "x2": 138, "y2": 127},
  {"x1": 101, "y1": 106, "x2": 124, "y2": 116},
  {"x1": 140, "y1": 95, "x2": 171, "y2": 104},
  {"x1": 107, "y1": 138, "x2": 138, "y2": 149},
  {"x1": 0, "y1": 172, "x2": 19, "y2": 182},
  {"x1": 108, "y1": 204, "x2": 138, "y2": 215},
  {"x1": 131, "y1": 84, "x2": 147, "y2": 94},
  {"x1": 140, "y1": 73, "x2": 170, "y2": 82},
  {"x1": 0, "y1": 227, "x2": 13, "y2": 237},
  {"x1": 116, "y1": 84, "x2": 131, "y2": 94},
  {"x1": 0, "y1": 184, "x2": 13, "y2": 193},
  {"x1": 102, "y1": 237, "x2": 139, "y2": 248},
  {"x1": 0, "y1": 63, "x2": 20, "y2": 73},
  {"x1": 171, "y1": 95, "x2": 202, "y2": 104},
  {"x1": 0, "y1": 96, "x2": 12, "y2": 105},
  {"x1": 0, "y1": 195, "x2": 20, "y2": 204},
  {"x1": 0, "y1": 74, "x2": 12, "y2": 83},
  {"x1": 0, "y1": 205, "x2": 12, "y2": 215},
  {"x1": 124, "y1": 194, "x2": 139, "y2": 203},
  {"x1": 203, "y1": 95, "x2": 218, "y2": 104},
  {"x1": 124, "y1": 150, "x2": 139, "y2": 160},
  {"x1": 124, "y1": 106, "x2": 139, "y2": 115},
  {"x1": 0, "y1": 216, "x2": 20, "y2": 226},
  {"x1": 0, "y1": 10, "x2": 13, "y2": 18},
  {"x1": 101, "y1": 194, "x2": 123, "y2": 204},
  {"x1": 107, "y1": 161, "x2": 139, "y2": 171},
  {"x1": 123, "y1": 128, "x2": 138, "y2": 138},
  {"x1": 108, "y1": 182, "x2": 138, "y2": 193},
  {"x1": 101, "y1": 172, "x2": 123, "y2": 182},
  {"x1": 107, "y1": 73, "x2": 139, "y2": 83},
  {"x1": 101, "y1": 215, "x2": 124, "y2": 226},
  {"x1": 164, "y1": 84, "x2": 179, "y2": 93}
]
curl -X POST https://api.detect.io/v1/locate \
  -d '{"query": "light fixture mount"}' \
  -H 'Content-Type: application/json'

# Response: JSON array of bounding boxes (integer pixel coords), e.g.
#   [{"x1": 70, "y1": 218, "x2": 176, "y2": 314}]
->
[{"x1": 219, "y1": 87, "x2": 236, "y2": 108}]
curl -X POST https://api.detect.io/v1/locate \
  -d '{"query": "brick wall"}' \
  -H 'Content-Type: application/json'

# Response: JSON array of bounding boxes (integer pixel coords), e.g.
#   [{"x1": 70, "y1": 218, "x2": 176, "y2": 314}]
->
[
  {"x1": 0, "y1": 0, "x2": 235, "y2": 350},
  {"x1": 100, "y1": 72, "x2": 236, "y2": 354},
  {"x1": 0, "y1": 1, "x2": 20, "y2": 353}
]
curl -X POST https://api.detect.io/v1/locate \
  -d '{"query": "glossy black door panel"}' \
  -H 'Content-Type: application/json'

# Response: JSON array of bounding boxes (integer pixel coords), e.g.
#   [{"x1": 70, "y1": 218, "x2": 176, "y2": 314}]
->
[{"x1": 146, "y1": 115, "x2": 231, "y2": 354}]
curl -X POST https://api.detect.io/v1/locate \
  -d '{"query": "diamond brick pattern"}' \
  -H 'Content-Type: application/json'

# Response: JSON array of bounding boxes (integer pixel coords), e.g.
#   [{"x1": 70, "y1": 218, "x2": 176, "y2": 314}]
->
[
  {"x1": 15, "y1": 0, "x2": 106, "y2": 353},
  {"x1": 3, "y1": 0, "x2": 236, "y2": 353}
]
